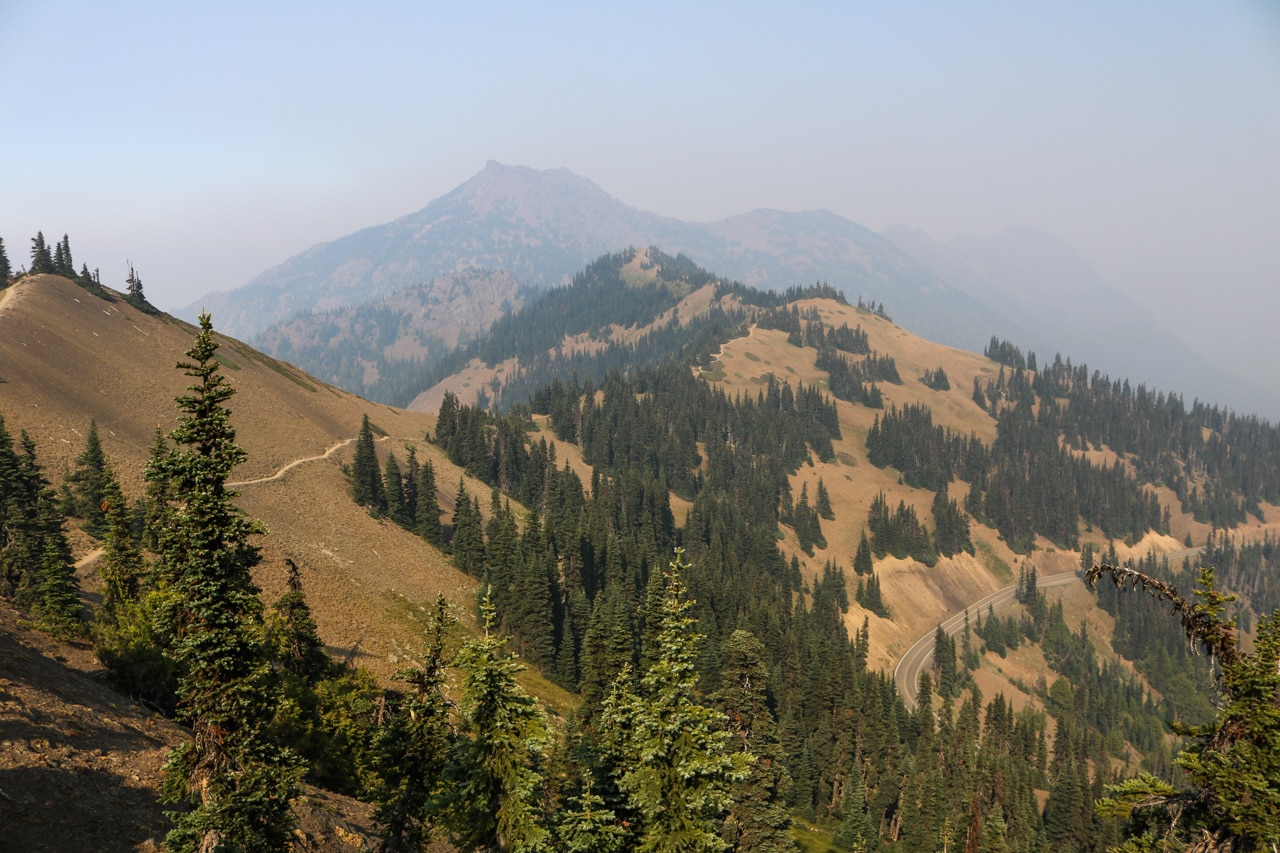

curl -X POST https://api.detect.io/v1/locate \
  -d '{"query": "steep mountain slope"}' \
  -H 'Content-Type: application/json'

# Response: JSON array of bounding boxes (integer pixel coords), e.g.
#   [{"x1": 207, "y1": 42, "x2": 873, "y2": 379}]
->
[
  {"x1": 884, "y1": 224, "x2": 1280, "y2": 417},
  {"x1": 253, "y1": 268, "x2": 524, "y2": 403},
  {"x1": 0, "y1": 275, "x2": 480, "y2": 679}
]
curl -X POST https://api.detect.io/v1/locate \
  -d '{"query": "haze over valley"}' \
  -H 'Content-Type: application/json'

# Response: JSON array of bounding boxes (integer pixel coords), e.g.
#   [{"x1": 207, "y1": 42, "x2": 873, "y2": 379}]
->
[{"x1": 2, "y1": 2, "x2": 1278, "y2": 850}]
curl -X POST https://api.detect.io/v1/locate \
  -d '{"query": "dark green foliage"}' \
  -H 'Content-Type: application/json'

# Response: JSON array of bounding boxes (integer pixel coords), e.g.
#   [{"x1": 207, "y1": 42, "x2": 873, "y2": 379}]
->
[
  {"x1": 384, "y1": 453, "x2": 407, "y2": 525},
  {"x1": 853, "y1": 530, "x2": 874, "y2": 576},
  {"x1": 973, "y1": 375, "x2": 988, "y2": 410},
  {"x1": 815, "y1": 477, "x2": 834, "y2": 520},
  {"x1": 63, "y1": 419, "x2": 110, "y2": 536},
  {"x1": 33, "y1": 537, "x2": 83, "y2": 637},
  {"x1": 867, "y1": 491, "x2": 937, "y2": 566},
  {"x1": 29, "y1": 231, "x2": 55, "y2": 274},
  {"x1": 921, "y1": 366, "x2": 951, "y2": 391},
  {"x1": 600, "y1": 550, "x2": 749, "y2": 852},
  {"x1": 438, "y1": 595, "x2": 548, "y2": 852},
  {"x1": 123, "y1": 263, "x2": 159, "y2": 313},
  {"x1": 715, "y1": 629, "x2": 796, "y2": 853},
  {"x1": 985, "y1": 336, "x2": 1026, "y2": 370},
  {"x1": 148, "y1": 312, "x2": 302, "y2": 852},
  {"x1": 97, "y1": 462, "x2": 146, "y2": 616},
  {"x1": 0, "y1": 236, "x2": 11, "y2": 285},
  {"x1": 268, "y1": 560, "x2": 330, "y2": 684},
  {"x1": 931, "y1": 485, "x2": 973, "y2": 557},
  {"x1": 414, "y1": 455, "x2": 446, "y2": 546},
  {"x1": 0, "y1": 419, "x2": 81, "y2": 636},
  {"x1": 855, "y1": 571, "x2": 889, "y2": 619},
  {"x1": 370, "y1": 596, "x2": 456, "y2": 852},
  {"x1": 449, "y1": 479, "x2": 486, "y2": 576},
  {"x1": 352, "y1": 414, "x2": 385, "y2": 512}
]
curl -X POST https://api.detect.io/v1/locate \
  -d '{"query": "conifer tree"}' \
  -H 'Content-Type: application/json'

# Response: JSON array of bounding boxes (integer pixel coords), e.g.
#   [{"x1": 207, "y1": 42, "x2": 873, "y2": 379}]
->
[
  {"x1": 854, "y1": 530, "x2": 873, "y2": 576},
  {"x1": 816, "y1": 477, "x2": 834, "y2": 520},
  {"x1": 33, "y1": 536, "x2": 83, "y2": 638},
  {"x1": 0, "y1": 236, "x2": 11, "y2": 286},
  {"x1": 1091, "y1": 562, "x2": 1280, "y2": 851},
  {"x1": 384, "y1": 453, "x2": 407, "y2": 525},
  {"x1": 149, "y1": 312, "x2": 302, "y2": 852},
  {"x1": 65, "y1": 419, "x2": 109, "y2": 536},
  {"x1": 29, "y1": 231, "x2": 54, "y2": 274},
  {"x1": 267, "y1": 559, "x2": 329, "y2": 684},
  {"x1": 601, "y1": 549, "x2": 749, "y2": 853},
  {"x1": 352, "y1": 414, "x2": 385, "y2": 512},
  {"x1": 439, "y1": 594, "x2": 548, "y2": 852},
  {"x1": 98, "y1": 460, "x2": 146, "y2": 616},
  {"x1": 371, "y1": 595, "x2": 456, "y2": 852},
  {"x1": 715, "y1": 629, "x2": 795, "y2": 853},
  {"x1": 414, "y1": 457, "x2": 445, "y2": 546}
]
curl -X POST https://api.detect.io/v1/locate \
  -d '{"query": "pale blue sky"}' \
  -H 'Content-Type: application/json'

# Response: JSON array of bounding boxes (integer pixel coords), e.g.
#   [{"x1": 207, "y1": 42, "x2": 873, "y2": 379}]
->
[{"x1": 2, "y1": 1, "x2": 1278, "y2": 401}]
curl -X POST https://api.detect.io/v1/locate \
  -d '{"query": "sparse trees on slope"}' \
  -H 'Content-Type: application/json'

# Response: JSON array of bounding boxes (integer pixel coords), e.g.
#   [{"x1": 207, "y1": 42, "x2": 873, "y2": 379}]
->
[
  {"x1": 149, "y1": 311, "x2": 302, "y2": 852},
  {"x1": 29, "y1": 231, "x2": 54, "y2": 274}
]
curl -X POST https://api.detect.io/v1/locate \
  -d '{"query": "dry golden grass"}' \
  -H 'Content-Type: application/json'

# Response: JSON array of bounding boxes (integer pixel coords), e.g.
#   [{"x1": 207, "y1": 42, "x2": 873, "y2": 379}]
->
[{"x1": 0, "y1": 275, "x2": 481, "y2": 684}]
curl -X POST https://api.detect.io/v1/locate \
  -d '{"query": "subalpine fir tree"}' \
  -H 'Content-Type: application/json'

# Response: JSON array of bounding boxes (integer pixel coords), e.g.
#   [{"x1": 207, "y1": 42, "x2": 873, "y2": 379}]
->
[
  {"x1": 351, "y1": 414, "x2": 384, "y2": 512},
  {"x1": 98, "y1": 460, "x2": 146, "y2": 616},
  {"x1": 267, "y1": 559, "x2": 329, "y2": 684},
  {"x1": 149, "y1": 312, "x2": 302, "y2": 852},
  {"x1": 414, "y1": 457, "x2": 445, "y2": 546},
  {"x1": 602, "y1": 549, "x2": 749, "y2": 853},
  {"x1": 29, "y1": 231, "x2": 54, "y2": 274},
  {"x1": 33, "y1": 535, "x2": 83, "y2": 638},
  {"x1": 0, "y1": 236, "x2": 11, "y2": 286},
  {"x1": 371, "y1": 595, "x2": 456, "y2": 852},
  {"x1": 65, "y1": 419, "x2": 109, "y2": 536},
  {"x1": 1091, "y1": 562, "x2": 1280, "y2": 851},
  {"x1": 384, "y1": 453, "x2": 407, "y2": 525},
  {"x1": 715, "y1": 629, "x2": 794, "y2": 853},
  {"x1": 439, "y1": 594, "x2": 548, "y2": 852}
]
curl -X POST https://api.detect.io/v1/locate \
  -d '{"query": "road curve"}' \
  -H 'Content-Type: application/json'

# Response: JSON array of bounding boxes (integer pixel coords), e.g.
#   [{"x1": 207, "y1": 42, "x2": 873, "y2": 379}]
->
[{"x1": 893, "y1": 546, "x2": 1207, "y2": 710}]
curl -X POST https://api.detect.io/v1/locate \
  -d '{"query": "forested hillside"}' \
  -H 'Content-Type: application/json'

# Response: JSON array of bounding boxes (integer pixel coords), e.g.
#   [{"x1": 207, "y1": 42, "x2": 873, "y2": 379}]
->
[{"x1": 4, "y1": 244, "x2": 1279, "y2": 850}]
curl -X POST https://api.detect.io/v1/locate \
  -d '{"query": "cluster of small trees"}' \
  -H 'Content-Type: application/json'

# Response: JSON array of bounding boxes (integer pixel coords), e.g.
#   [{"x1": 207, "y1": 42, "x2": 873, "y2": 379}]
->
[{"x1": 0, "y1": 230, "x2": 154, "y2": 311}]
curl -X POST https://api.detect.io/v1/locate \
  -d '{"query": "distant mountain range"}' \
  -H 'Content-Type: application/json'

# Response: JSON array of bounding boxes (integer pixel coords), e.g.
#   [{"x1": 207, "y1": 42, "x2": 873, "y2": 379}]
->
[{"x1": 187, "y1": 161, "x2": 1280, "y2": 418}]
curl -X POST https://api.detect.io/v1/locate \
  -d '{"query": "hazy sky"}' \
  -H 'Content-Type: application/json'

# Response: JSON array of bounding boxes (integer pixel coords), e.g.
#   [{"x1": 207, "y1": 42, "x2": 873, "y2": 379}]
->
[{"x1": 3, "y1": 2, "x2": 1278, "y2": 401}]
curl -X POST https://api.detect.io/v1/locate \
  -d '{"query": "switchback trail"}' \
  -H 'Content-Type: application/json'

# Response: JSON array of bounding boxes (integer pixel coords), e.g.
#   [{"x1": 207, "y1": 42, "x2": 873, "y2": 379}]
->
[{"x1": 892, "y1": 545, "x2": 1206, "y2": 710}]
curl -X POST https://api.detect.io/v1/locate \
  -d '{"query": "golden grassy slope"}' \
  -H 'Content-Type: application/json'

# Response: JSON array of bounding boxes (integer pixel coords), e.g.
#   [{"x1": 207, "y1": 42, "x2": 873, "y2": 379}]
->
[{"x1": 0, "y1": 275, "x2": 485, "y2": 682}]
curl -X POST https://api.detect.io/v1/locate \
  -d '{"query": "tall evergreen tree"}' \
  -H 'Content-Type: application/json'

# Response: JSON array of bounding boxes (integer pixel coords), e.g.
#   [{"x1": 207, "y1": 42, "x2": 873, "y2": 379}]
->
[
  {"x1": 384, "y1": 453, "x2": 407, "y2": 525},
  {"x1": 97, "y1": 460, "x2": 146, "y2": 616},
  {"x1": 352, "y1": 414, "x2": 385, "y2": 511},
  {"x1": 1091, "y1": 562, "x2": 1280, "y2": 851},
  {"x1": 29, "y1": 231, "x2": 54, "y2": 274},
  {"x1": 715, "y1": 629, "x2": 795, "y2": 853},
  {"x1": 0, "y1": 236, "x2": 11, "y2": 286},
  {"x1": 65, "y1": 419, "x2": 110, "y2": 536},
  {"x1": 439, "y1": 594, "x2": 548, "y2": 852},
  {"x1": 601, "y1": 549, "x2": 749, "y2": 853},
  {"x1": 371, "y1": 595, "x2": 456, "y2": 852},
  {"x1": 414, "y1": 457, "x2": 445, "y2": 546},
  {"x1": 149, "y1": 312, "x2": 302, "y2": 852}
]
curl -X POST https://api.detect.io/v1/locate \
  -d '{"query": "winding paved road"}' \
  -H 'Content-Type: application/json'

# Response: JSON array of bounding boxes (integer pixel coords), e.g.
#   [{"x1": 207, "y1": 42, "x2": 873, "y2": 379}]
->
[{"x1": 893, "y1": 546, "x2": 1206, "y2": 709}]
